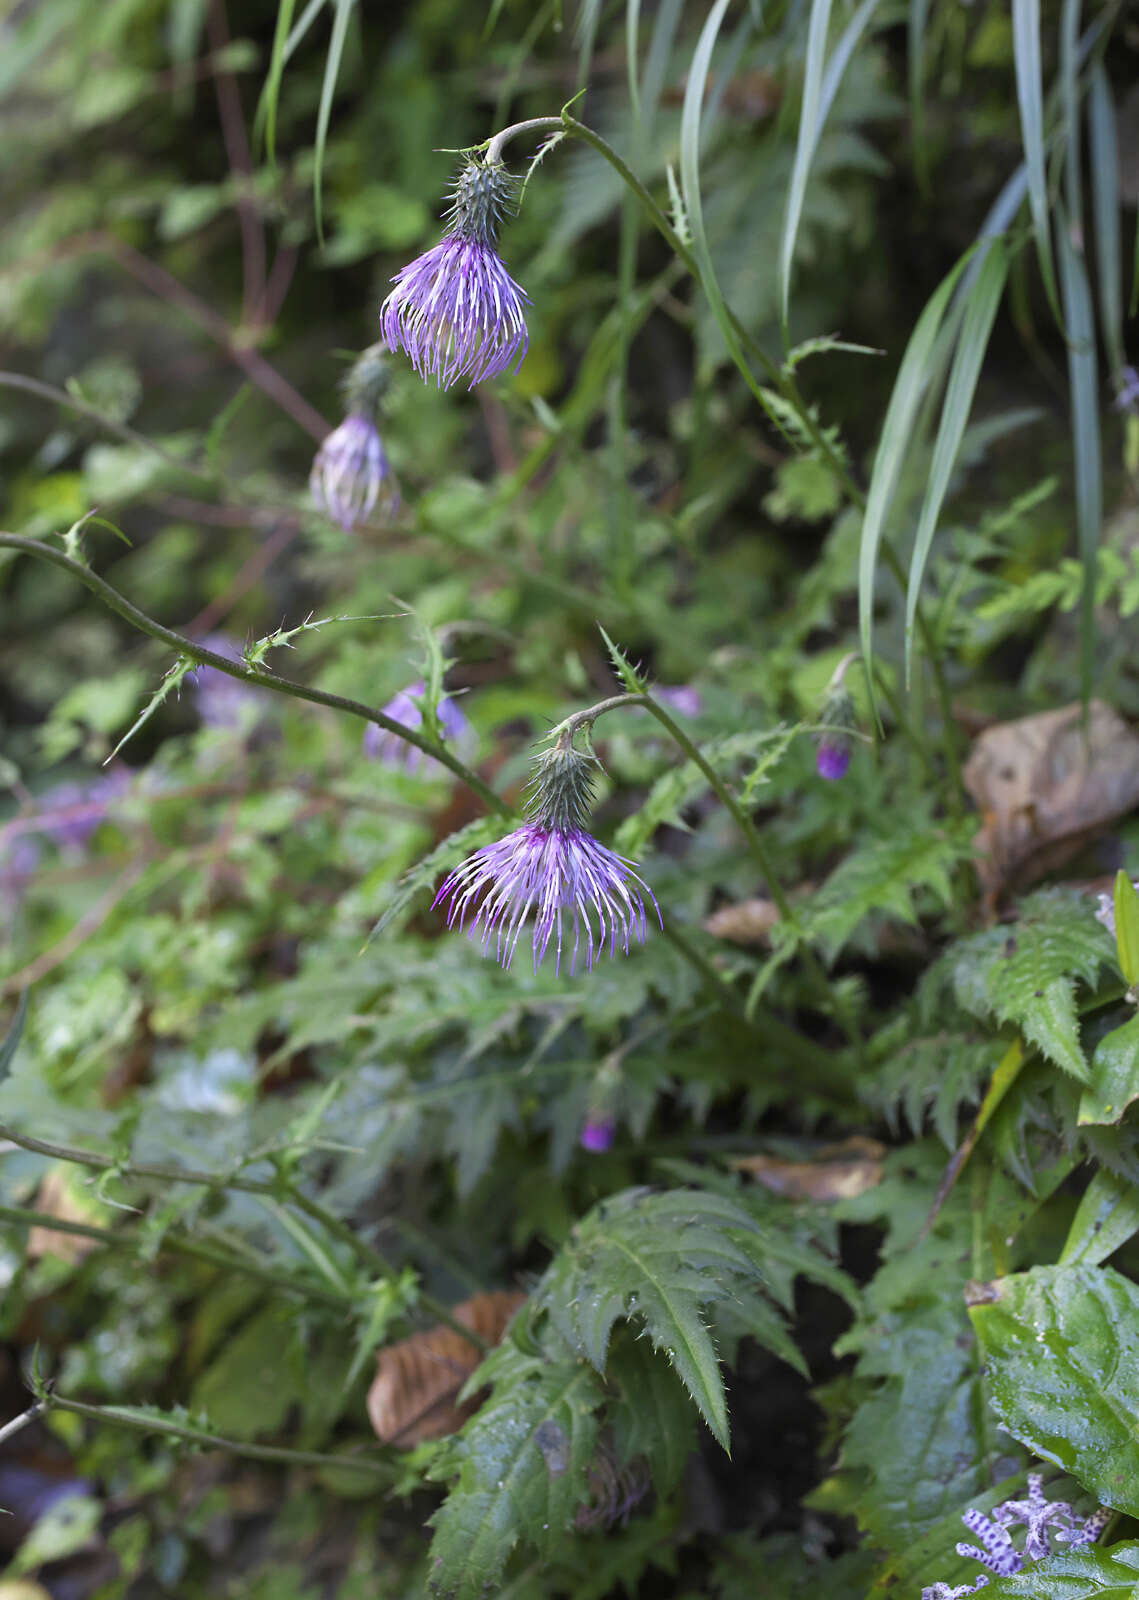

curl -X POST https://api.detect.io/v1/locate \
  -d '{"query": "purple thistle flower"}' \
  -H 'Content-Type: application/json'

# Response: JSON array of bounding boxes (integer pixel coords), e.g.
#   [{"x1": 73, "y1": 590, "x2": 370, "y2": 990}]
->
[
  {"x1": 581, "y1": 1115, "x2": 616, "y2": 1153},
  {"x1": 655, "y1": 685, "x2": 702, "y2": 718},
  {"x1": 433, "y1": 822, "x2": 659, "y2": 975},
  {"x1": 816, "y1": 738, "x2": 851, "y2": 781},
  {"x1": 380, "y1": 161, "x2": 529, "y2": 390},
  {"x1": 310, "y1": 414, "x2": 397, "y2": 532},
  {"x1": 363, "y1": 682, "x2": 473, "y2": 774}
]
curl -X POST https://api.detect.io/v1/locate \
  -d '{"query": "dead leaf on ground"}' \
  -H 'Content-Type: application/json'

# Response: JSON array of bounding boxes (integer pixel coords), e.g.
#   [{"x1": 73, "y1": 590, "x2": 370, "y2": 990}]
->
[
  {"x1": 366, "y1": 1290, "x2": 525, "y2": 1447},
  {"x1": 732, "y1": 1136, "x2": 886, "y2": 1201},
  {"x1": 26, "y1": 1168, "x2": 105, "y2": 1264},
  {"x1": 963, "y1": 700, "x2": 1139, "y2": 903}
]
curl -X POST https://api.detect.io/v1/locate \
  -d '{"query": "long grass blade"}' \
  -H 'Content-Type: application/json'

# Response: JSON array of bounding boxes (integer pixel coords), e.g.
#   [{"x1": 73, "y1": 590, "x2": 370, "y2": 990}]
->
[
  {"x1": 313, "y1": 0, "x2": 354, "y2": 240},
  {"x1": 779, "y1": 0, "x2": 882, "y2": 340},
  {"x1": 1057, "y1": 220, "x2": 1101, "y2": 711},
  {"x1": 1088, "y1": 64, "x2": 1123, "y2": 379},
  {"x1": 254, "y1": 0, "x2": 298, "y2": 162},
  {"x1": 283, "y1": 0, "x2": 328, "y2": 65},
  {"x1": 908, "y1": 0, "x2": 931, "y2": 192},
  {"x1": 905, "y1": 241, "x2": 1007, "y2": 684},
  {"x1": 858, "y1": 249, "x2": 975, "y2": 712},
  {"x1": 780, "y1": 0, "x2": 832, "y2": 339},
  {"x1": 1011, "y1": 0, "x2": 1061, "y2": 322}
]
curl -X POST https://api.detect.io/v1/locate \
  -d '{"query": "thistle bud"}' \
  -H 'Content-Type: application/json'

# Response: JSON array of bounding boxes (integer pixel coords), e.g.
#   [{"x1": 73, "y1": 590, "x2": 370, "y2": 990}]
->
[
  {"x1": 527, "y1": 737, "x2": 599, "y2": 832},
  {"x1": 815, "y1": 654, "x2": 859, "y2": 781}
]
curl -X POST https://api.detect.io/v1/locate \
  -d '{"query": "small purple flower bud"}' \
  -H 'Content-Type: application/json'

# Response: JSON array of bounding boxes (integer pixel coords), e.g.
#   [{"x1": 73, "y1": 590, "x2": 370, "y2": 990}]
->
[
  {"x1": 581, "y1": 1116, "x2": 616, "y2": 1153},
  {"x1": 816, "y1": 738, "x2": 851, "y2": 781},
  {"x1": 433, "y1": 737, "x2": 660, "y2": 974},
  {"x1": 310, "y1": 414, "x2": 397, "y2": 532},
  {"x1": 380, "y1": 160, "x2": 529, "y2": 390},
  {"x1": 363, "y1": 682, "x2": 473, "y2": 774}
]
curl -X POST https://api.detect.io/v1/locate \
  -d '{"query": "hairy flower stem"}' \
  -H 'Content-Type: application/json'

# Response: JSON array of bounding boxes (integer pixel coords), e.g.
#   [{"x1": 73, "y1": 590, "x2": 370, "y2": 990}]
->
[
  {"x1": 33, "y1": 1391, "x2": 394, "y2": 1480},
  {"x1": 555, "y1": 694, "x2": 862, "y2": 1051},
  {"x1": 0, "y1": 535, "x2": 510, "y2": 823},
  {"x1": 0, "y1": 1121, "x2": 486, "y2": 1352}
]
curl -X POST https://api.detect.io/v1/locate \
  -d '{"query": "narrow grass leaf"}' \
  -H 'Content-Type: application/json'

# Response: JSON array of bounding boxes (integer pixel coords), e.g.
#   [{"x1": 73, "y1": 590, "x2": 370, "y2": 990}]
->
[
  {"x1": 1088, "y1": 64, "x2": 1124, "y2": 378},
  {"x1": 908, "y1": 0, "x2": 931, "y2": 191},
  {"x1": 1057, "y1": 220, "x2": 1101, "y2": 711},
  {"x1": 905, "y1": 240, "x2": 1007, "y2": 684},
  {"x1": 254, "y1": 0, "x2": 298, "y2": 162},
  {"x1": 780, "y1": 0, "x2": 832, "y2": 339},
  {"x1": 1011, "y1": 0, "x2": 1061, "y2": 322},
  {"x1": 313, "y1": 0, "x2": 354, "y2": 240},
  {"x1": 283, "y1": 0, "x2": 328, "y2": 64},
  {"x1": 780, "y1": 0, "x2": 881, "y2": 338},
  {"x1": 858, "y1": 248, "x2": 975, "y2": 713}
]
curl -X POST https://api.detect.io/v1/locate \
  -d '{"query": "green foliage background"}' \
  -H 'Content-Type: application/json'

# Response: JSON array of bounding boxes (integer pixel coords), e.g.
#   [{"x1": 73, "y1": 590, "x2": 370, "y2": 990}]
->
[{"x1": 2, "y1": 0, "x2": 1139, "y2": 1596}]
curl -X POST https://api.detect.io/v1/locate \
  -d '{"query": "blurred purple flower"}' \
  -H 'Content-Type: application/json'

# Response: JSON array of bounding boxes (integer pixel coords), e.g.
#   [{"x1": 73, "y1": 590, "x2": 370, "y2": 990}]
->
[
  {"x1": 33, "y1": 769, "x2": 131, "y2": 852},
  {"x1": 816, "y1": 738, "x2": 851, "y2": 781},
  {"x1": 434, "y1": 823, "x2": 659, "y2": 975},
  {"x1": 310, "y1": 414, "x2": 397, "y2": 532},
  {"x1": 380, "y1": 161, "x2": 529, "y2": 389},
  {"x1": 655, "y1": 685, "x2": 702, "y2": 718},
  {"x1": 0, "y1": 834, "x2": 41, "y2": 911},
  {"x1": 921, "y1": 1473, "x2": 1109, "y2": 1600},
  {"x1": 580, "y1": 1115, "x2": 616, "y2": 1153},
  {"x1": 191, "y1": 636, "x2": 257, "y2": 731},
  {"x1": 363, "y1": 682, "x2": 473, "y2": 774},
  {"x1": 1113, "y1": 365, "x2": 1139, "y2": 413}
]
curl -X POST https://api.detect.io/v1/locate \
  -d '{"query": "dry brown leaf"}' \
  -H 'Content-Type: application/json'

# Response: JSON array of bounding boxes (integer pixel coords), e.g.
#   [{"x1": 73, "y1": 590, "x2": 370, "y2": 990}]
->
[
  {"x1": 733, "y1": 1136, "x2": 886, "y2": 1201},
  {"x1": 963, "y1": 700, "x2": 1139, "y2": 901},
  {"x1": 26, "y1": 1168, "x2": 103, "y2": 1264},
  {"x1": 366, "y1": 1289, "x2": 525, "y2": 1447},
  {"x1": 703, "y1": 897, "x2": 781, "y2": 945}
]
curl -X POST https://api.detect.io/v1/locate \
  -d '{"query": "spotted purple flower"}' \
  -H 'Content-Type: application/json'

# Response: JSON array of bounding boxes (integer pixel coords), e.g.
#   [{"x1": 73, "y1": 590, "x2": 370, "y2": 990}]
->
[
  {"x1": 380, "y1": 161, "x2": 529, "y2": 390},
  {"x1": 921, "y1": 1474, "x2": 1109, "y2": 1600},
  {"x1": 363, "y1": 682, "x2": 473, "y2": 774},
  {"x1": 581, "y1": 1115, "x2": 616, "y2": 1153},
  {"x1": 434, "y1": 822, "x2": 659, "y2": 975},
  {"x1": 310, "y1": 414, "x2": 396, "y2": 532}
]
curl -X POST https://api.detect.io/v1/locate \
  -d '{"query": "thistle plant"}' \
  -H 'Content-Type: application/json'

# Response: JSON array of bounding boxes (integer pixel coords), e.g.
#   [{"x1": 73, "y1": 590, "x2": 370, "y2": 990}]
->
[
  {"x1": 379, "y1": 159, "x2": 529, "y2": 389},
  {"x1": 815, "y1": 653, "x2": 859, "y2": 781},
  {"x1": 433, "y1": 734, "x2": 659, "y2": 974},
  {"x1": 310, "y1": 344, "x2": 398, "y2": 531}
]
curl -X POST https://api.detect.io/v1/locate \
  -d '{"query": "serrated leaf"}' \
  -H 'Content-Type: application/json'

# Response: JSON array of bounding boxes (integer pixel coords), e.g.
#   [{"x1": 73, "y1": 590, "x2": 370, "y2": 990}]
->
[
  {"x1": 597, "y1": 626, "x2": 649, "y2": 694},
  {"x1": 427, "y1": 1351, "x2": 604, "y2": 1600},
  {"x1": 1077, "y1": 1014, "x2": 1139, "y2": 1126},
  {"x1": 533, "y1": 1187, "x2": 816, "y2": 1451},
  {"x1": 798, "y1": 815, "x2": 971, "y2": 962},
  {"x1": 614, "y1": 726, "x2": 794, "y2": 857},
  {"x1": 969, "y1": 1263, "x2": 1139, "y2": 1515},
  {"x1": 951, "y1": 890, "x2": 1111, "y2": 1081},
  {"x1": 606, "y1": 1333, "x2": 696, "y2": 1495},
  {"x1": 1060, "y1": 1168, "x2": 1139, "y2": 1268},
  {"x1": 982, "y1": 1544, "x2": 1139, "y2": 1597}
]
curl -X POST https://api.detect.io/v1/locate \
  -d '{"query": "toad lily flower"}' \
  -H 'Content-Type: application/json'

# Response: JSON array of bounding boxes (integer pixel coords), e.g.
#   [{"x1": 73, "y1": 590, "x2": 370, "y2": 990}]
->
[
  {"x1": 433, "y1": 737, "x2": 659, "y2": 975},
  {"x1": 380, "y1": 159, "x2": 529, "y2": 389}
]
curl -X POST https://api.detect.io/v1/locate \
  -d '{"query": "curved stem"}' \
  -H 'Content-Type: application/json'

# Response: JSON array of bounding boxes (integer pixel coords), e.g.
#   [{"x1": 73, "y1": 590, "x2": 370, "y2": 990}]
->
[
  {"x1": 0, "y1": 1120, "x2": 486, "y2": 1352},
  {"x1": 484, "y1": 115, "x2": 561, "y2": 167},
  {"x1": 38, "y1": 1391, "x2": 393, "y2": 1479},
  {"x1": 0, "y1": 534, "x2": 510, "y2": 821}
]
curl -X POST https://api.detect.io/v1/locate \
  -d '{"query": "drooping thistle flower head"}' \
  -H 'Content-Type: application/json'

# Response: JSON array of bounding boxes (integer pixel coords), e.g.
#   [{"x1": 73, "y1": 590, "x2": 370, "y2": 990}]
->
[
  {"x1": 363, "y1": 681, "x2": 473, "y2": 774},
  {"x1": 310, "y1": 344, "x2": 398, "y2": 532},
  {"x1": 379, "y1": 158, "x2": 530, "y2": 390},
  {"x1": 433, "y1": 734, "x2": 660, "y2": 975},
  {"x1": 815, "y1": 653, "x2": 859, "y2": 781},
  {"x1": 921, "y1": 1472, "x2": 1110, "y2": 1598}
]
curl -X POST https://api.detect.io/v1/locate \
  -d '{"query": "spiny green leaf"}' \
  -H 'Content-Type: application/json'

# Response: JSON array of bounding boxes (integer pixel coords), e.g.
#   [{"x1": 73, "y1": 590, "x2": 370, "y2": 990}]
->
[
  {"x1": 970, "y1": 1263, "x2": 1139, "y2": 1516},
  {"x1": 950, "y1": 890, "x2": 1112, "y2": 1081},
  {"x1": 428, "y1": 1349, "x2": 605, "y2": 1600}
]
